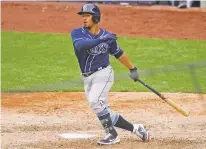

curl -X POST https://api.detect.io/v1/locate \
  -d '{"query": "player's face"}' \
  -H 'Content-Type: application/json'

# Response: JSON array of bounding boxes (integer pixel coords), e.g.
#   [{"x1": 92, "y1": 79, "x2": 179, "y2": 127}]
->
[{"x1": 82, "y1": 13, "x2": 94, "y2": 28}]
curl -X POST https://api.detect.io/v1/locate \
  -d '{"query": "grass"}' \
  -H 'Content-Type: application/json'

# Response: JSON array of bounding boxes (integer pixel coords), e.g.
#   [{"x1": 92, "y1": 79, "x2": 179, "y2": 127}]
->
[{"x1": 1, "y1": 31, "x2": 206, "y2": 93}]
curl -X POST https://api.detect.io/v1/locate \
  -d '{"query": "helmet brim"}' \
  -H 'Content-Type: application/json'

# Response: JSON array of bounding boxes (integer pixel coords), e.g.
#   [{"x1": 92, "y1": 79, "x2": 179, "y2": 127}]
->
[{"x1": 77, "y1": 11, "x2": 94, "y2": 15}]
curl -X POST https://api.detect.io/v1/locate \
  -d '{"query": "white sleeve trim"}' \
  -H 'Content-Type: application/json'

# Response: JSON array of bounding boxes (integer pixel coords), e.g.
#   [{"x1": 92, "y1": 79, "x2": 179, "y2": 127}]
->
[
  {"x1": 111, "y1": 49, "x2": 120, "y2": 56},
  {"x1": 111, "y1": 44, "x2": 121, "y2": 55},
  {"x1": 73, "y1": 38, "x2": 85, "y2": 43}
]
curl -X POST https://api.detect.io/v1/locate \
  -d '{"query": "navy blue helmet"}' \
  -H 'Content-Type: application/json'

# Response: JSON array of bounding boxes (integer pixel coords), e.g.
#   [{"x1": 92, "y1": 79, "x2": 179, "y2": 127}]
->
[{"x1": 78, "y1": 4, "x2": 101, "y2": 23}]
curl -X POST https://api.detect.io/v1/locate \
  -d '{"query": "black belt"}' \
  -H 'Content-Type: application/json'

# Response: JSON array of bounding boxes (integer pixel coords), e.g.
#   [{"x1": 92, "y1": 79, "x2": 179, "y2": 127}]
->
[{"x1": 82, "y1": 66, "x2": 108, "y2": 77}]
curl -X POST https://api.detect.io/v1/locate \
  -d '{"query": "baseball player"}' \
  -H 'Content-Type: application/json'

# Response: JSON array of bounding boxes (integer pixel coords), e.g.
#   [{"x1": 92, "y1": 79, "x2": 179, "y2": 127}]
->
[{"x1": 71, "y1": 4, "x2": 149, "y2": 145}]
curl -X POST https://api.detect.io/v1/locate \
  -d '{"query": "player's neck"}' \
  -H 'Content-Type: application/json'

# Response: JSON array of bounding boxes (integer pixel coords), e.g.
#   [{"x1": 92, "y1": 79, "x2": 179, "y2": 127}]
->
[{"x1": 87, "y1": 24, "x2": 100, "y2": 35}]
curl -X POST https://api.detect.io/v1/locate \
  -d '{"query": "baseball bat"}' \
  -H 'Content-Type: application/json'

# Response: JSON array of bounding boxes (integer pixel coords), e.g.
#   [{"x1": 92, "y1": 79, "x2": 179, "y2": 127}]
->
[{"x1": 136, "y1": 79, "x2": 189, "y2": 117}]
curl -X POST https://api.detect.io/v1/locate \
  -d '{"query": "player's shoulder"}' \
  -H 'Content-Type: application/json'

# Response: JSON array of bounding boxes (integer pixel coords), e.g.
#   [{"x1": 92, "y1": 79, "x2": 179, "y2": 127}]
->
[
  {"x1": 71, "y1": 27, "x2": 86, "y2": 35},
  {"x1": 100, "y1": 28, "x2": 115, "y2": 35},
  {"x1": 71, "y1": 27, "x2": 81, "y2": 34}
]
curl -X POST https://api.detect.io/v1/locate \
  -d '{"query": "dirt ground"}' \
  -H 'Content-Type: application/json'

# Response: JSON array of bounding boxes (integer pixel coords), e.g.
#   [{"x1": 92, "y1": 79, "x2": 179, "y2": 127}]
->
[
  {"x1": 2, "y1": 2, "x2": 206, "y2": 40},
  {"x1": 2, "y1": 92, "x2": 206, "y2": 149},
  {"x1": 1, "y1": 2, "x2": 206, "y2": 149}
]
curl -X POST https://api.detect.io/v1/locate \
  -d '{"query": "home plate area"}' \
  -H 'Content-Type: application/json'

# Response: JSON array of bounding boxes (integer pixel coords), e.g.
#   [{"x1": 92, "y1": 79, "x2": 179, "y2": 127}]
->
[{"x1": 58, "y1": 132, "x2": 97, "y2": 139}]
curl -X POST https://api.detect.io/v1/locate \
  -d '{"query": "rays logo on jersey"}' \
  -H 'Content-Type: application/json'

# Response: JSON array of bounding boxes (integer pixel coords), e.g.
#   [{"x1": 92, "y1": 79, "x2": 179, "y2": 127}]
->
[{"x1": 87, "y1": 43, "x2": 109, "y2": 55}]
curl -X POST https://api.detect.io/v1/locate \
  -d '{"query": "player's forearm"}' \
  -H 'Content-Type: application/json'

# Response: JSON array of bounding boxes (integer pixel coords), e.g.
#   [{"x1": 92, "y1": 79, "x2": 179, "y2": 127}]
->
[
  {"x1": 74, "y1": 38, "x2": 103, "y2": 51},
  {"x1": 117, "y1": 52, "x2": 135, "y2": 69}
]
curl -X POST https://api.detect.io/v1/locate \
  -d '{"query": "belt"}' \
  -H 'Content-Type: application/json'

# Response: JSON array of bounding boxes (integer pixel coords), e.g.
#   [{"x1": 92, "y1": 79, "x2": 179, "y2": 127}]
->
[{"x1": 82, "y1": 66, "x2": 108, "y2": 77}]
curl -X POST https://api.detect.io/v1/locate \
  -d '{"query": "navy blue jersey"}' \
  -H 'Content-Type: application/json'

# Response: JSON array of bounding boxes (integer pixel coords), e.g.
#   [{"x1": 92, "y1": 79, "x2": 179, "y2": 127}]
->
[{"x1": 71, "y1": 27, "x2": 124, "y2": 73}]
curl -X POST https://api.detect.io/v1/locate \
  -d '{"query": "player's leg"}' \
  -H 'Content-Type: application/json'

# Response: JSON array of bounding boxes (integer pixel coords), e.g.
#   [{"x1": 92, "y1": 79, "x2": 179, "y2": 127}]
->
[
  {"x1": 91, "y1": 66, "x2": 149, "y2": 142},
  {"x1": 112, "y1": 113, "x2": 149, "y2": 142},
  {"x1": 87, "y1": 66, "x2": 149, "y2": 143},
  {"x1": 88, "y1": 66, "x2": 120, "y2": 145},
  {"x1": 113, "y1": 114, "x2": 133, "y2": 132},
  {"x1": 82, "y1": 75, "x2": 92, "y2": 100},
  {"x1": 83, "y1": 72, "x2": 119, "y2": 144}
]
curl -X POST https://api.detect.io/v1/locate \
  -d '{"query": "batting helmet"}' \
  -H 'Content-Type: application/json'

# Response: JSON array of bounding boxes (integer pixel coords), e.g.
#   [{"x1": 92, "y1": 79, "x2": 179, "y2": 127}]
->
[{"x1": 78, "y1": 4, "x2": 101, "y2": 24}]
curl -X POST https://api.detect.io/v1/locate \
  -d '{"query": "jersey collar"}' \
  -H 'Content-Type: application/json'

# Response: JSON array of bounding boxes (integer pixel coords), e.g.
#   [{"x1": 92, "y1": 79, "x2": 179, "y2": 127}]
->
[{"x1": 82, "y1": 26, "x2": 104, "y2": 39}]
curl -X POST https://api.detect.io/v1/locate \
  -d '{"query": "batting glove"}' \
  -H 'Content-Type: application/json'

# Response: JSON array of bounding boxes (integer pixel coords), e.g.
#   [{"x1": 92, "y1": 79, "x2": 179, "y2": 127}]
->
[{"x1": 129, "y1": 67, "x2": 139, "y2": 82}]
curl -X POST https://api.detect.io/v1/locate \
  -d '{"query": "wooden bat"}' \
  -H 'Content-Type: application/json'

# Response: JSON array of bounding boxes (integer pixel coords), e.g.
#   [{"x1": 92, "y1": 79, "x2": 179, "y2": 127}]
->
[{"x1": 137, "y1": 79, "x2": 189, "y2": 117}]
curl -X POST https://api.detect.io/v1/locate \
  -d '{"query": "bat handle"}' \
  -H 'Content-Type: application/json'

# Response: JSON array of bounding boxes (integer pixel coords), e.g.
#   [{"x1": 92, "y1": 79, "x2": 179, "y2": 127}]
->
[{"x1": 137, "y1": 79, "x2": 164, "y2": 99}]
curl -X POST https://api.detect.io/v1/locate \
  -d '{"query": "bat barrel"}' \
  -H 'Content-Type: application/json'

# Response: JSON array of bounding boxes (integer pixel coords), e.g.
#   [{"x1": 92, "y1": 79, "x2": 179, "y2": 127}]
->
[
  {"x1": 165, "y1": 98, "x2": 190, "y2": 117},
  {"x1": 137, "y1": 79, "x2": 189, "y2": 117}
]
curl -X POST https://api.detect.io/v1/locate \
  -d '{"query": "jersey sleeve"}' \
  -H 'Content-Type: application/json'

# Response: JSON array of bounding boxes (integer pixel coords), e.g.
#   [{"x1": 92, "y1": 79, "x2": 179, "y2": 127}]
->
[
  {"x1": 71, "y1": 29, "x2": 85, "y2": 44},
  {"x1": 109, "y1": 40, "x2": 124, "y2": 59}
]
